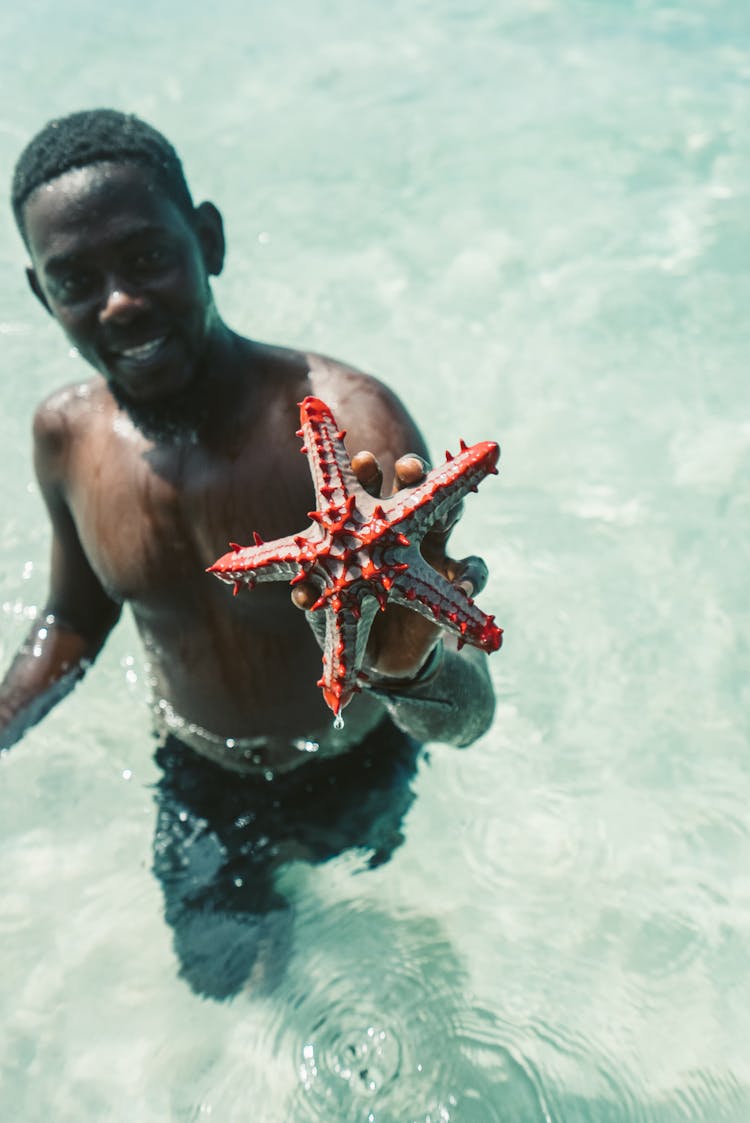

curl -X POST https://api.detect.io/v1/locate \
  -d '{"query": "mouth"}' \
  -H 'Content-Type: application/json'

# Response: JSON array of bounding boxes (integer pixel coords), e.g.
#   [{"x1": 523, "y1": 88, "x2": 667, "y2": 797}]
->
[
  {"x1": 109, "y1": 334, "x2": 170, "y2": 364},
  {"x1": 101, "y1": 331, "x2": 192, "y2": 403}
]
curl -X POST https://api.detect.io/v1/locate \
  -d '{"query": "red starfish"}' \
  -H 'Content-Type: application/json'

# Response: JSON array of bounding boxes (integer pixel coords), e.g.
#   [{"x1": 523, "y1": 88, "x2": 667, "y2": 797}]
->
[{"x1": 209, "y1": 397, "x2": 502, "y2": 719}]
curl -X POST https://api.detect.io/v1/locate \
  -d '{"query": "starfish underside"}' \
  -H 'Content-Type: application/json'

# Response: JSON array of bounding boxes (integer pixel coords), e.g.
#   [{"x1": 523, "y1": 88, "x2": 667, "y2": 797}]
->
[{"x1": 209, "y1": 396, "x2": 503, "y2": 717}]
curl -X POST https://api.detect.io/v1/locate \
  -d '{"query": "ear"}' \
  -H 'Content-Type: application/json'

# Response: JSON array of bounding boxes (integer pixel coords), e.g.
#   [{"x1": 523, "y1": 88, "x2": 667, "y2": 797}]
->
[
  {"x1": 193, "y1": 202, "x2": 225, "y2": 277},
  {"x1": 26, "y1": 266, "x2": 52, "y2": 314}
]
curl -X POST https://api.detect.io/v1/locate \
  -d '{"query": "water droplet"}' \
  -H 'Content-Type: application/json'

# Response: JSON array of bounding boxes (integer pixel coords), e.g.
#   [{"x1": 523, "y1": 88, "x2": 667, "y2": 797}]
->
[
  {"x1": 295, "y1": 739, "x2": 320, "y2": 754},
  {"x1": 333, "y1": 713, "x2": 345, "y2": 731}
]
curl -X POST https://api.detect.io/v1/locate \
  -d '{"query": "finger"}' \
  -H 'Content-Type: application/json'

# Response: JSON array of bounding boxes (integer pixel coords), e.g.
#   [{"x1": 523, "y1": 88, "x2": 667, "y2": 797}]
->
[
  {"x1": 447, "y1": 554, "x2": 489, "y2": 598},
  {"x1": 392, "y1": 453, "x2": 429, "y2": 492},
  {"x1": 419, "y1": 497, "x2": 465, "y2": 573},
  {"x1": 291, "y1": 582, "x2": 318, "y2": 611},
  {"x1": 365, "y1": 601, "x2": 441, "y2": 678},
  {"x1": 351, "y1": 450, "x2": 383, "y2": 498},
  {"x1": 426, "y1": 497, "x2": 464, "y2": 540}
]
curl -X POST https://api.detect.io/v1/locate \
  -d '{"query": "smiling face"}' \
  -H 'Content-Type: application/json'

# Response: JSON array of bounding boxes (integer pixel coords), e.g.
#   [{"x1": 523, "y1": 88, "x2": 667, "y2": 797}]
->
[{"x1": 23, "y1": 161, "x2": 225, "y2": 407}]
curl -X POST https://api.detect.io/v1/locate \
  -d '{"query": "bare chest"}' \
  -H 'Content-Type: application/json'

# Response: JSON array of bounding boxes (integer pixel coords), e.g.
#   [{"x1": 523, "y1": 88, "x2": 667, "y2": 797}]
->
[{"x1": 65, "y1": 424, "x2": 314, "y2": 608}]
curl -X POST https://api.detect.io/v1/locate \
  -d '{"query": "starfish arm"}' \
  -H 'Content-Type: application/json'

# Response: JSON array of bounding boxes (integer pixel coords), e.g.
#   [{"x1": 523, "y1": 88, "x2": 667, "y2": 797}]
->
[
  {"x1": 316, "y1": 594, "x2": 379, "y2": 716},
  {"x1": 389, "y1": 555, "x2": 503, "y2": 653},
  {"x1": 208, "y1": 533, "x2": 309, "y2": 586},
  {"x1": 383, "y1": 441, "x2": 500, "y2": 537},
  {"x1": 299, "y1": 397, "x2": 360, "y2": 513}
]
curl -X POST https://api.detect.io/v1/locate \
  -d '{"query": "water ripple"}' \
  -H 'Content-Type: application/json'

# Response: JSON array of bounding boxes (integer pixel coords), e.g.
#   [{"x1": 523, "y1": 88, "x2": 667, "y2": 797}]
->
[
  {"x1": 458, "y1": 784, "x2": 611, "y2": 907},
  {"x1": 527, "y1": 1015, "x2": 653, "y2": 1123},
  {"x1": 670, "y1": 1069, "x2": 749, "y2": 1121},
  {"x1": 267, "y1": 901, "x2": 550, "y2": 1122}
]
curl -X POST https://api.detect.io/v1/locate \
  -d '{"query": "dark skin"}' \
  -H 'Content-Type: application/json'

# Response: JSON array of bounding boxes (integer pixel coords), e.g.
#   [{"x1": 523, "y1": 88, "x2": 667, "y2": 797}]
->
[{"x1": 0, "y1": 161, "x2": 490, "y2": 767}]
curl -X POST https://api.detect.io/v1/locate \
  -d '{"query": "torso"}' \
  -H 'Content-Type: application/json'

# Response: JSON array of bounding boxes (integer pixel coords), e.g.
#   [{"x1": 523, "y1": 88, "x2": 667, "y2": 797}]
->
[{"x1": 47, "y1": 340, "x2": 400, "y2": 771}]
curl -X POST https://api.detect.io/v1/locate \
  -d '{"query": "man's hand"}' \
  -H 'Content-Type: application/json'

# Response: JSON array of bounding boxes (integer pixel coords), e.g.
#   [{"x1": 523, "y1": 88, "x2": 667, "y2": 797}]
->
[{"x1": 291, "y1": 450, "x2": 489, "y2": 683}]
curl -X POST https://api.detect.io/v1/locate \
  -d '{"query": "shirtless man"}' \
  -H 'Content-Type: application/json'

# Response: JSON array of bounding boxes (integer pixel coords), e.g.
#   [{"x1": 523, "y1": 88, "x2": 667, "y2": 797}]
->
[
  {"x1": 0, "y1": 110, "x2": 496, "y2": 996},
  {"x1": 0, "y1": 109, "x2": 495, "y2": 768}
]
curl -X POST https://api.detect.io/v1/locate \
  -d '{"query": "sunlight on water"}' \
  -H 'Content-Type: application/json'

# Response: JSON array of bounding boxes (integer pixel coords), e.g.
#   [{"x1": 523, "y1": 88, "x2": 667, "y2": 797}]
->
[{"x1": 1, "y1": 0, "x2": 749, "y2": 1120}]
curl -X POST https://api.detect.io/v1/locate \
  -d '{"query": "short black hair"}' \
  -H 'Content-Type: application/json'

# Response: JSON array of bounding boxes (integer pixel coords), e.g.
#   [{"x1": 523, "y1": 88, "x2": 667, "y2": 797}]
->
[{"x1": 11, "y1": 108, "x2": 195, "y2": 241}]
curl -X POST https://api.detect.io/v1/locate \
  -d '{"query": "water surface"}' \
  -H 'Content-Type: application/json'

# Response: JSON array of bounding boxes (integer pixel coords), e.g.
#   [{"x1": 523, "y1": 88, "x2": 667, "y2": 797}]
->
[{"x1": 1, "y1": 1, "x2": 749, "y2": 1120}]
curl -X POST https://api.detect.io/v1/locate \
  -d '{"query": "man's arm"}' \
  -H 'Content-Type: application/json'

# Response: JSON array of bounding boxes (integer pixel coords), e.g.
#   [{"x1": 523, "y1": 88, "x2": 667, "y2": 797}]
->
[
  {"x1": 0, "y1": 403, "x2": 121, "y2": 750},
  {"x1": 358, "y1": 451, "x2": 496, "y2": 745},
  {"x1": 363, "y1": 639, "x2": 496, "y2": 748}
]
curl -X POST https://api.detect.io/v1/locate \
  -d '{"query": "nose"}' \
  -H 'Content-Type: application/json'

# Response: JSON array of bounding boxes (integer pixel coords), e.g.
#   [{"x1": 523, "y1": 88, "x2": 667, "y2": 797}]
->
[{"x1": 98, "y1": 281, "x2": 149, "y2": 324}]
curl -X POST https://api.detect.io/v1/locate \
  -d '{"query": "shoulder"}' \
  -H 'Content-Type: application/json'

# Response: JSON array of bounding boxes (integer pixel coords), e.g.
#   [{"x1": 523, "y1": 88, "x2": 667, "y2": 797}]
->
[
  {"x1": 250, "y1": 340, "x2": 406, "y2": 419},
  {"x1": 247, "y1": 339, "x2": 429, "y2": 463},
  {"x1": 32, "y1": 377, "x2": 109, "y2": 474},
  {"x1": 305, "y1": 351, "x2": 429, "y2": 460}
]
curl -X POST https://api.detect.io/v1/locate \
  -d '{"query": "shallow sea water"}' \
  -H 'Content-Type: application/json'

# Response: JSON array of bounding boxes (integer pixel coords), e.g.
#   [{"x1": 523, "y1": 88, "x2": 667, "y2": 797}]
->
[{"x1": 1, "y1": 1, "x2": 749, "y2": 1120}]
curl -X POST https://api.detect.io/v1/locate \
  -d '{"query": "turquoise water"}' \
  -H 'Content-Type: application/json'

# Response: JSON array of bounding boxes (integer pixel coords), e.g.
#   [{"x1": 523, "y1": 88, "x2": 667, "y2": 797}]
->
[{"x1": 1, "y1": 1, "x2": 749, "y2": 1119}]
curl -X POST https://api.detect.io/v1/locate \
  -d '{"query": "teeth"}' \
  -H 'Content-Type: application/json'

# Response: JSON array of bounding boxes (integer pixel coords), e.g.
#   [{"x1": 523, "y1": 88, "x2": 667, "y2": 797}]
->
[{"x1": 120, "y1": 336, "x2": 166, "y2": 360}]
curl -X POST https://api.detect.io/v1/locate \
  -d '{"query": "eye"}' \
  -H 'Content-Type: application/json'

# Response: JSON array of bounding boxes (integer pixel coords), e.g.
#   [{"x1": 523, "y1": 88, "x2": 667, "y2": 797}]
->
[
  {"x1": 131, "y1": 245, "x2": 172, "y2": 276},
  {"x1": 49, "y1": 269, "x2": 97, "y2": 303}
]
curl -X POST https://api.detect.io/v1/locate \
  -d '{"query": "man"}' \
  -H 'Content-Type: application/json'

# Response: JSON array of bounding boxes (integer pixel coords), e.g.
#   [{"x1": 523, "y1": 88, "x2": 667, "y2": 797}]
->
[{"x1": 1, "y1": 110, "x2": 496, "y2": 994}]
